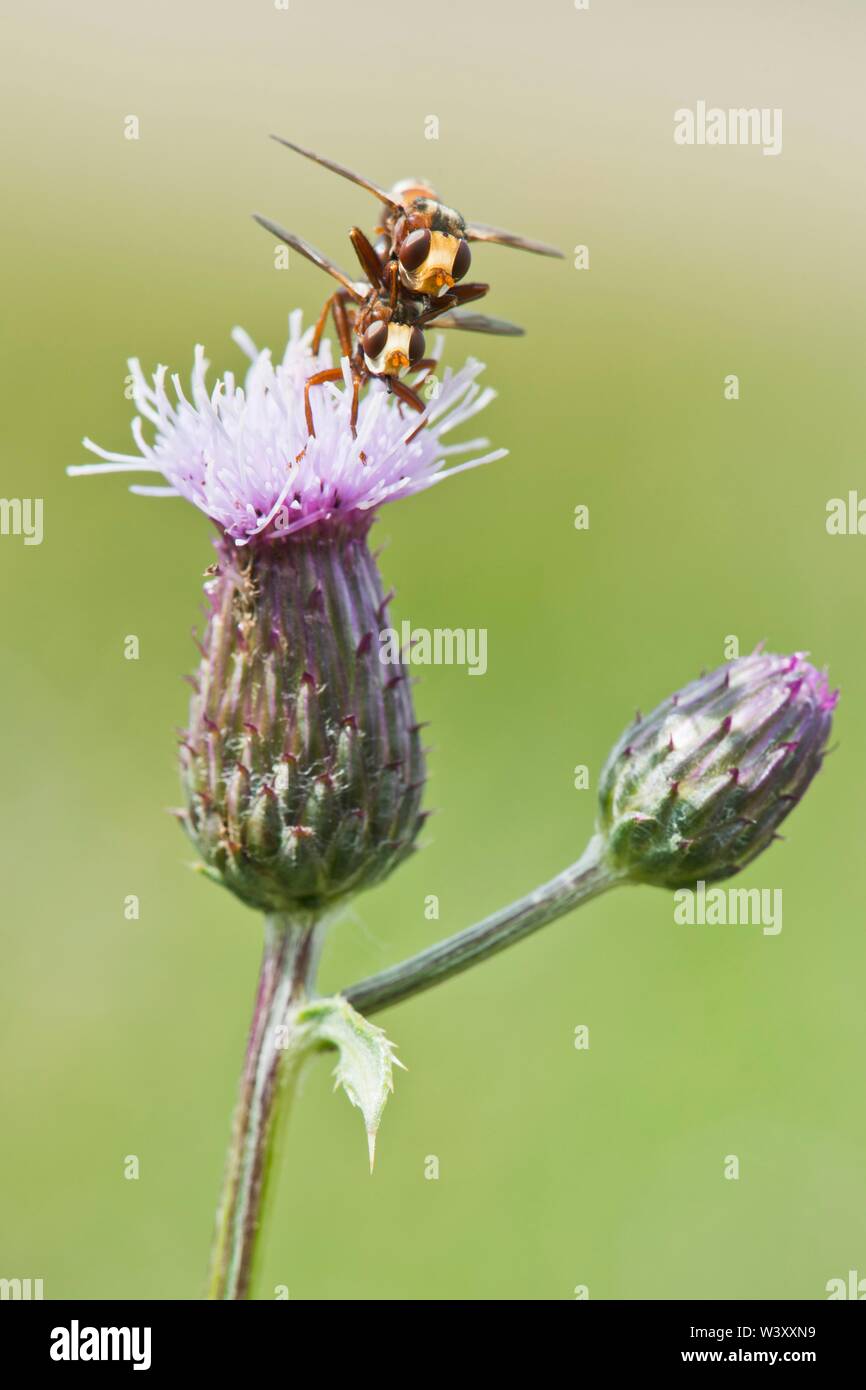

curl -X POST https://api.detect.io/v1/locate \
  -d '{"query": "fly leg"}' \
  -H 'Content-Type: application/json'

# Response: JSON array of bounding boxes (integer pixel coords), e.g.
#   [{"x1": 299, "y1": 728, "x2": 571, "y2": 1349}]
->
[
  {"x1": 387, "y1": 257, "x2": 400, "y2": 311},
  {"x1": 298, "y1": 367, "x2": 345, "y2": 457},
  {"x1": 311, "y1": 294, "x2": 337, "y2": 356},
  {"x1": 408, "y1": 356, "x2": 438, "y2": 384},
  {"x1": 389, "y1": 377, "x2": 428, "y2": 444},
  {"x1": 331, "y1": 293, "x2": 355, "y2": 361}
]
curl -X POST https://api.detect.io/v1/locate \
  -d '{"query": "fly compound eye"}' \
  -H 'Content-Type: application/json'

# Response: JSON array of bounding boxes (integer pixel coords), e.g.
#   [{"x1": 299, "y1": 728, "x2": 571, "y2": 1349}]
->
[
  {"x1": 451, "y1": 238, "x2": 471, "y2": 281},
  {"x1": 408, "y1": 327, "x2": 425, "y2": 364},
  {"x1": 399, "y1": 228, "x2": 432, "y2": 273},
  {"x1": 363, "y1": 321, "x2": 388, "y2": 359}
]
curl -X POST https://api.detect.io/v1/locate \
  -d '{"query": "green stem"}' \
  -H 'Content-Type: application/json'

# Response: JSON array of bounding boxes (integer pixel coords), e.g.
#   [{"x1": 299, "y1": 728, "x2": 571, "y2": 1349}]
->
[
  {"x1": 209, "y1": 838, "x2": 615, "y2": 1296},
  {"x1": 207, "y1": 913, "x2": 322, "y2": 1301},
  {"x1": 345, "y1": 834, "x2": 617, "y2": 1017}
]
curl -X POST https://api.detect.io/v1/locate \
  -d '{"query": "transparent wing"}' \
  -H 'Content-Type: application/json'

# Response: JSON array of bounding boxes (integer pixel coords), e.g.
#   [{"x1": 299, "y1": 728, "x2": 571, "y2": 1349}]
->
[
  {"x1": 269, "y1": 135, "x2": 403, "y2": 212},
  {"x1": 464, "y1": 220, "x2": 563, "y2": 258},
  {"x1": 252, "y1": 214, "x2": 366, "y2": 300},
  {"x1": 431, "y1": 310, "x2": 525, "y2": 336}
]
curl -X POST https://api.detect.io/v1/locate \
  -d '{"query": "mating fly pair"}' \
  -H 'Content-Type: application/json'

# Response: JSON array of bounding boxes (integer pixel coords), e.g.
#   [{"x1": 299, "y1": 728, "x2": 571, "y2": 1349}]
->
[{"x1": 253, "y1": 136, "x2": 562, "y2": 442}]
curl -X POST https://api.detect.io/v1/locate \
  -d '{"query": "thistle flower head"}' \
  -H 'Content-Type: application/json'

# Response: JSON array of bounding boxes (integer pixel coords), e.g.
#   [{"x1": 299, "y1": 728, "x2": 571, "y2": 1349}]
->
[
  {"x1": 69, "y1": 311, "x2": 505, "y2": 544},
  {"x1": 70, "y1": 313, "x2": 507, "y2": 913},
  {"x1": 598, "y1": 650, "x2": 838, "y2": 889}
]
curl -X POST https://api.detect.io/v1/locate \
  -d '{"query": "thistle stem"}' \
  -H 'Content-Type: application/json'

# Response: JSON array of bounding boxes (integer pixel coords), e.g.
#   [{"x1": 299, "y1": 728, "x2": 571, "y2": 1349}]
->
[
  {"x1": 207, "y1": 912, "x2": 322, "y2": 1301},
  {"x1": 345, "y1": 834, "x2": 617, "y2": 1016},
  {"x1": 209, "y1": 839, "x2": 614, "y2": 1296}
]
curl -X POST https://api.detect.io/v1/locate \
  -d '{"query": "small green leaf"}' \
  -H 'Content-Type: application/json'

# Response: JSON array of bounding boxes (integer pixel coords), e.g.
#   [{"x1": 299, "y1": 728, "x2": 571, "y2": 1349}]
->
[{"x1": 294, "y1": 996, "x2": 405, "y2": 1171}]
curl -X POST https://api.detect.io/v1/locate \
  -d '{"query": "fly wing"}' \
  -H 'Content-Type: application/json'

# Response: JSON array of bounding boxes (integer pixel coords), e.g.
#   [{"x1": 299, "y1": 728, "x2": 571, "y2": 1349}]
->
[
  {"x1": 416, "y1": 281, "x2": 491, "y2": 324},
  {"x1": 269, "y1": 135, "x2": 403, "y2": 213},
  {"x1": 464, "y1": 220, "x2": 563, "y2": 259},
  {"x1": 252, "y1": 214, "x2": 366, "y2": 299},
  {"x1": 431, "y1": 310, "x2": 525, "y2": 336}
]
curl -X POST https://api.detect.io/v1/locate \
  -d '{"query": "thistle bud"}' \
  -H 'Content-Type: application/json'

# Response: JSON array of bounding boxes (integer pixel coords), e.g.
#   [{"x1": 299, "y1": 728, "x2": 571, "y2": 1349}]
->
[
  {"x1": 178, "y1": 522, "x2": 425, "y2": 914},
  {"x1": 597, "y1": 651, "x2": 837, "y2": 889}
]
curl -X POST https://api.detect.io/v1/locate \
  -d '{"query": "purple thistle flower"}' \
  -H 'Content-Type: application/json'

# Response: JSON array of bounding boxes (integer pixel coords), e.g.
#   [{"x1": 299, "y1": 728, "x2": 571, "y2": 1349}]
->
[
  {"x1": 598, "y1": 650, "x2": 838, "y2": 889},
  {"x1": 71, "y1": 313, "x2": 505, "y2": 912},
  {"x1": 69, "y1": 310, "x2": 505, "y2": 544}
]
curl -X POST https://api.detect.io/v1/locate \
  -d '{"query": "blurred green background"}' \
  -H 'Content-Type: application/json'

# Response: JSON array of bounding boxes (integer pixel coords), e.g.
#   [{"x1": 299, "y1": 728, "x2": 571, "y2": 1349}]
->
[{"x1": 2, "y1": 0, "x2": 865, "y2": 1301}]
